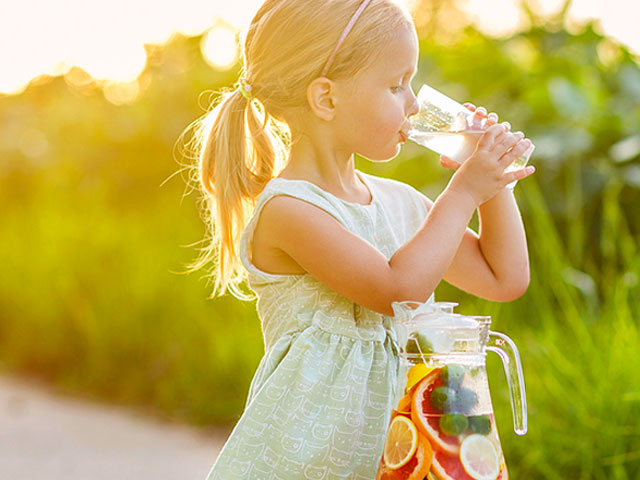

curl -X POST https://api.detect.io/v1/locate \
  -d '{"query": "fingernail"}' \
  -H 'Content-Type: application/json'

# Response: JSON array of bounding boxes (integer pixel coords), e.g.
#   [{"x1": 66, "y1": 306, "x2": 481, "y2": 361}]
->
[{"x1": 526, "y1": 166, "x2": 535, "y2": 174}]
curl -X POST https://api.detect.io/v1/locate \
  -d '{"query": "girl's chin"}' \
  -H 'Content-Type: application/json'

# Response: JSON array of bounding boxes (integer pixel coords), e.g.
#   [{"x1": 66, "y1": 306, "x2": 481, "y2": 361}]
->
[
  {"x1": 362, "y1": 153, "x2": 400, "y2": 163},
  {"x1": 357, "y1": 143, "x2": 403, "y2": 162}
]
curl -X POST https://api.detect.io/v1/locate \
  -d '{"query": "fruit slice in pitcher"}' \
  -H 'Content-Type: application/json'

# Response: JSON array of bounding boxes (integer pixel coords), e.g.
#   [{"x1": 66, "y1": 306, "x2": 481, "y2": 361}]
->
[
  {"x1": 377, "y1": 432, "x2": 433, "y2": 480},
  {"x1": 459, "y1": 434, "x2": 500, "y2": 480},
  {"x1": 383, "y1": 416, "x2": 419, "y2": 469},
  {"x1": 406, "y1": 363, "x2": 434, "y2": 394},
  {"x1": 431, "y1": 449, "x2": 475, "y2": 480},
  {"x1": 410, "y1": 369, "x2": 461, "y2": 455},
  {"x1": 430, "y1": 437, "x2": 504, "y2": 480}
]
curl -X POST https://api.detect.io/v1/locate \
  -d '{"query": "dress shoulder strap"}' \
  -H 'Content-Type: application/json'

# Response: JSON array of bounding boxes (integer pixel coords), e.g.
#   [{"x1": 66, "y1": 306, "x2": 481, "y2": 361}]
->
[{"x1": 239, "y1": 177, "x2": 375, "y2": 280}]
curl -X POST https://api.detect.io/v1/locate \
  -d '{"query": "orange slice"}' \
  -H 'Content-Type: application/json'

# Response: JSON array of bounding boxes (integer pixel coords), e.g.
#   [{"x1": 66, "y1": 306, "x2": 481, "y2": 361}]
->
[
  {"x1": 383, "y1": 416, "x2": 419, "y2": 470},
  {"x1": 377, "y1": 432, "x2": 432, "y2": 480},
  {"x1": 397, "y1": 393, "x2": 413, "y2": 415}
]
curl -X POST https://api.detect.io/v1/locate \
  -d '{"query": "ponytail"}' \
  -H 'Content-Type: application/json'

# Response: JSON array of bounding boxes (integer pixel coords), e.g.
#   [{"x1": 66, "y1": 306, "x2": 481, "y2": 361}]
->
[
  {"x1": 180, "y1": 0, "x2": 412, "y2": 299},
  {"x1": 182, "y1": 85, "x2": 288, "y2": 299}
]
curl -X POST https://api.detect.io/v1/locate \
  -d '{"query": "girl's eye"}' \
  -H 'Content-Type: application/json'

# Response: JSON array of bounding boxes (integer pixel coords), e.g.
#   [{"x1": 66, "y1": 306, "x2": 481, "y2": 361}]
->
[{"x1": 391, "y1": 85, "x2": 404, "y2": 93}]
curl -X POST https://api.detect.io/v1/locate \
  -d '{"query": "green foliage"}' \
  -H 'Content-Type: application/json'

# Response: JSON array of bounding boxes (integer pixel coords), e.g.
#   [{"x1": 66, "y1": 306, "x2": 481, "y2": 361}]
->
[{"x1": 1, "y1": 15, "x2": 639, "y2": 480}]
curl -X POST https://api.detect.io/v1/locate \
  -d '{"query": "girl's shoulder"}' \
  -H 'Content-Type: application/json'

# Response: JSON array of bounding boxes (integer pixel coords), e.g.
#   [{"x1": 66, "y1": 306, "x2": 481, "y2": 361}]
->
[{"x1": 358, "y1": 171, "x2": 429, "y2": 208}]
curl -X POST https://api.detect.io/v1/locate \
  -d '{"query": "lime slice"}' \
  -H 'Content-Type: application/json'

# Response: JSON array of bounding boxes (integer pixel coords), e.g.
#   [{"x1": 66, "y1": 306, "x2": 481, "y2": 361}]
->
[{"x1": 459, "y1": 434, "x2": 500, "y2": 480}]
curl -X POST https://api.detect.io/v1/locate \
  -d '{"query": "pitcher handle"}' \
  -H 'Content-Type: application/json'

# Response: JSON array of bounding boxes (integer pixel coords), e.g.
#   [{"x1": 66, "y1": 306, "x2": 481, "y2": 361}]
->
[{"x1": 486, "y1": 330, "x2": 528, "y2": 435}]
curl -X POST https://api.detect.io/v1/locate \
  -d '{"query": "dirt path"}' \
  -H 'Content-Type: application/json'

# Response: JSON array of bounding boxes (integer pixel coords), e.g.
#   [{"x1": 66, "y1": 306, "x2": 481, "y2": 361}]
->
[{"x1": 0, "y1": 374, "x2": 228, "y2": 480}]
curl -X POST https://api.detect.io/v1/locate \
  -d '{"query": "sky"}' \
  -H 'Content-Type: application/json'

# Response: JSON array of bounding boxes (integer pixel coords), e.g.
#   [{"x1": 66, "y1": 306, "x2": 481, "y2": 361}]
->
[{"x1": 0, "y1": 0, "x2": 636, "y2": 98}]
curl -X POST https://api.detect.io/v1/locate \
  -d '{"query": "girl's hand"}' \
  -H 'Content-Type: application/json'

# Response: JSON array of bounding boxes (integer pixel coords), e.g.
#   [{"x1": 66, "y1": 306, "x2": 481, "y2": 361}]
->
[
  {"x1": 440, "y1": 103, "x2": 508, "y2": 170},
  {"x1": 448, "y1": 123, "x2": 535, "y2": 205},
  {"x1": 464, "y1": 102, "x2": 504, "y2": 131}
]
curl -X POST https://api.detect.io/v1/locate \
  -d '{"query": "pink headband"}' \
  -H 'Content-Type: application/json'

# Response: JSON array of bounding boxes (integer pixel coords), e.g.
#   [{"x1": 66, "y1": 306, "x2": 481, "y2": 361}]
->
[{"x1": 320, "y1": 0, "x2": 373, "y2": 77}]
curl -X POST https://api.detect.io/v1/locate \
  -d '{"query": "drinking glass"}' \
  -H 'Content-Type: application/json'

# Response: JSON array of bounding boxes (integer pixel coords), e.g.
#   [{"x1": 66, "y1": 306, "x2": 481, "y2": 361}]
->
[{"x1": 408, "y1": 84, "x2": 535, "y2": 172}]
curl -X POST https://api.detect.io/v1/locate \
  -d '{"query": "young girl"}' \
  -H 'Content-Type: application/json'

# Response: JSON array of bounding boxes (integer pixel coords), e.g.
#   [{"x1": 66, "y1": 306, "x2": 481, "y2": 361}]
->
[{"x1": 185, "y1": 0, "x2": 534, "y2": 478}]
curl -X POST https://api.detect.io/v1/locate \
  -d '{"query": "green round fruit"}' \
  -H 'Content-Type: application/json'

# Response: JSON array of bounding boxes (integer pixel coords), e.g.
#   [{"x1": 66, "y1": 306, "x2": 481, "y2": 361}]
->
[
  {"x1": 405, "y1": 332, "x2": 433, "y2": 354},
  {"x1": 454, "y1": 387, "x2": 478, "y2": 414},
  {"x1": 468, "y1": 415, "x2": 492, "y2": 435},
  {"x1": 430, "y1": 386, "x2": 457, "y2": 413},
  {"x1": 439, "y1": 414, "x2": 469, "y2": 436},
  {"x1": 440, "y1": 364, "x2": 466, "y2": 388},
  {"x1": 405, "y1": 337, "x2": 420, "y2": 354}
]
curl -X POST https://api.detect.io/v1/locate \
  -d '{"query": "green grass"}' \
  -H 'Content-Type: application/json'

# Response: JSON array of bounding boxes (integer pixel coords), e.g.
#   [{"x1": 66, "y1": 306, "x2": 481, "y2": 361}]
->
[{"x1": 0, "y1": 180, "x2": 264, "y2": 424}]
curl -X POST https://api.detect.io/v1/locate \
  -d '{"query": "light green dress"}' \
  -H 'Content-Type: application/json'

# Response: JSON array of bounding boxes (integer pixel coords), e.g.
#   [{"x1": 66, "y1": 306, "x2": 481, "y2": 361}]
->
[{"x1": 206, "y1": 170, "x2": 433, "y2": 480}]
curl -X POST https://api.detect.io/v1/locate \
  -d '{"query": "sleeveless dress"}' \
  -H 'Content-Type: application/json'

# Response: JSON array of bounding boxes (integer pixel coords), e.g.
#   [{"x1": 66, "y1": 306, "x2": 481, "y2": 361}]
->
[{"x1": 206, "y1": 170, "x2": 433, "y2": 480}]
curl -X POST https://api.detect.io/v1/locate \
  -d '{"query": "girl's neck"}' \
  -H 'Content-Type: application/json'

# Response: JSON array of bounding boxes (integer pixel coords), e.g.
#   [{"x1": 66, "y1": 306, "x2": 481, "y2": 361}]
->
[{"x1": 279, "y1": 134, "x2": 371, "y2": 205}]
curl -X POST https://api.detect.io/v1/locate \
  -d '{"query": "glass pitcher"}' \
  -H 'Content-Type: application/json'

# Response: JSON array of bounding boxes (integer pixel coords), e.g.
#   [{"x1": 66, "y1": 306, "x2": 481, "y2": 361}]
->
[{"x1": 376, "y1": 301, "x2": 527, "y2": 480}]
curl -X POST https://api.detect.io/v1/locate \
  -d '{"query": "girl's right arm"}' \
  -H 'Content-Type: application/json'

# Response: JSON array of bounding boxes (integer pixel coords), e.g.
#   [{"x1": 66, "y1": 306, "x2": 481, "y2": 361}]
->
[{"x1": 257, "y1": 124, "x2": 532, "y2": 316}]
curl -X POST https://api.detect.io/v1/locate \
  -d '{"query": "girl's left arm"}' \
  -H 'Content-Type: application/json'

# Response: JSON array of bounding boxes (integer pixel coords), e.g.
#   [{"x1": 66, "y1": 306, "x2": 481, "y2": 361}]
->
[{"x1": 421, "y1": 187, "x2": 530, "y2": 301}]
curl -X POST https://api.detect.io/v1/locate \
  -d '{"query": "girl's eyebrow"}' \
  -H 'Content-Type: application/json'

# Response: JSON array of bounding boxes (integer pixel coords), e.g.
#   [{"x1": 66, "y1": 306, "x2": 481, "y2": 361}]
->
[
  {"x1": 385, "y1": 65, "x2": 416, "y2": 81},
  {"x1": 401, "y1": 65, "x2": 417, "y2": 78},
  {"x1": 402, "y1": 68, "x2": 417, "y2": 81}
]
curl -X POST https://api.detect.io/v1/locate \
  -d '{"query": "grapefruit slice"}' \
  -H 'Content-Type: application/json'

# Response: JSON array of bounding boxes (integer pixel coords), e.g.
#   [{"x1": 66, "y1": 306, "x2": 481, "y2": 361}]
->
[
  {"x1": 431, "y1": 449, "x2": 475, "y2": 480},
  {"x1": 410, "y1": 369, "x2": 461, "y2": 455},
  {"x1": 383, "y1": 416, "x2": 419, "y2": 470}
]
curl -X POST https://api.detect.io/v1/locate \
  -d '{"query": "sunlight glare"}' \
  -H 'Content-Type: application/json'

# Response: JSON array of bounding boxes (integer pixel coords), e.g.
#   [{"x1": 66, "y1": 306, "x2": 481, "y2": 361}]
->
[
  {"x1": 0, "y1": 0, "x2": 638, "y2": 97},
  {"x1": 527, "y1": 0, "x2": 565, "y2": 18},
  {"x1": 568, "y1": 0, "x2": 637, "y2": 55},
  {"x1": 68, "y1": 40, "x2": 148, "y2": 84},
  {"x1": 458, "y1": 0, "x2": 526, "y2": 37},
  {"x1": 103, "y1": 79, "x2": 142, "y2": 105},
  {"x1": 201, "y1": 25, "x2": 239, "y2": 70},
  {"x1": 214, "y1": 0, "x2": 263, "y2": 29}
]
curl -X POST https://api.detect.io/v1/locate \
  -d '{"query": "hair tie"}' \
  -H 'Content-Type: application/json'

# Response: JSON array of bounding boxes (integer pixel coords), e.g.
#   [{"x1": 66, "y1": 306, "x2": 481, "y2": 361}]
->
[
  {"x1": 237, "y1": 77, "x2": 253, "y2": 100},
  {"x1": 320, "y1": 0, "x2": 372, "y2": 77}
]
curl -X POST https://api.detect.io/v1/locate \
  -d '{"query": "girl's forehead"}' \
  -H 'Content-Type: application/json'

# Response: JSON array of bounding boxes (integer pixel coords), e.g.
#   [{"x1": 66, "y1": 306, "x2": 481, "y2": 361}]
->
[{"x1": 371, "y1": 26, "x2": 419, "y2": 76}]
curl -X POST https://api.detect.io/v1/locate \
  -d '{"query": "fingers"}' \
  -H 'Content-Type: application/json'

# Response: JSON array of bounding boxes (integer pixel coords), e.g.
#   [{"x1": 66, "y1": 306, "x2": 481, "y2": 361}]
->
[
  {"x1": 466, "y1": 104, "x2": 502, "y2": 130},
  {"x1": 471, "y1": 107, "x2": 487, "y2": 129},
  {"x1": 477, "y1": 123, "x2": 508, "y2": 150},
  {"x1": 504, "y1": 165, "x2": 536, "y2": 185},
  {"x1": 440, "y1": 155, "x2": 462, "y2": 170},
  {"x1": 491, "y1": 131, "x2": 525, "y2": 157},
  {"x1": 498, "y1": 136, "x2": 532, "y2": 167}
]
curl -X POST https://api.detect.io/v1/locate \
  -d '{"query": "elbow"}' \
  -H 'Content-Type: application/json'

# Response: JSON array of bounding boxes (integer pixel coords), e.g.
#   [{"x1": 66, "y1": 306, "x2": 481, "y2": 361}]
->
[
  {"x1": 502, "y1": 283, "x2": 529, "y2": 302},
  {"x1": 380, "y1": 278, "x2": 436, "y2": 316},
  {"x1": 495, "y1": 273, "x2": 530, "y2": 302}
]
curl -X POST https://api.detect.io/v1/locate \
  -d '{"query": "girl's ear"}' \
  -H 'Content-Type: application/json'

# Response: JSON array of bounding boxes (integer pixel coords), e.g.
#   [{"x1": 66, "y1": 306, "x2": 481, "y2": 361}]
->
[{"x1": 307, "y1": 77, "x2": 337, "y2": 121}]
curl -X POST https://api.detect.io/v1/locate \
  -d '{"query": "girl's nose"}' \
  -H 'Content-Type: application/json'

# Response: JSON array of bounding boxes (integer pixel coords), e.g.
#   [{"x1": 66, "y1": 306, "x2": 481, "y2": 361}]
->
[{"x1": 408, "y1": 91, "x2": 419, "y2": 117}]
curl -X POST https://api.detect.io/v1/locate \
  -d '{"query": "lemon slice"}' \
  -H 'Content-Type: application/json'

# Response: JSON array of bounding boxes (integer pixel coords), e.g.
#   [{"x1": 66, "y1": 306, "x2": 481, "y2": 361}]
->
[
  {"x1": 405, "y1": 363, "x2": 434, "y2": 393},
  {"x1": 383, "y1": 415, "x2": 419, "y2": 470},
  {"x1": 459, "y1": 434, "x2": 501, "y2": 480}
]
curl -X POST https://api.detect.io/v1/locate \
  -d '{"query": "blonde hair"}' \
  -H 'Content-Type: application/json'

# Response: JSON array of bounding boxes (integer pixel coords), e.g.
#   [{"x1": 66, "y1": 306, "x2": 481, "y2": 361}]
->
[{"x1": 180, "y1": 0, "x2": 414, "y2": 299}]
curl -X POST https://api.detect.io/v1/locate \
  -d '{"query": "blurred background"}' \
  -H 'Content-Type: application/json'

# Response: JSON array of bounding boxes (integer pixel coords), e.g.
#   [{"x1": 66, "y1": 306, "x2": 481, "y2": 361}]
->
[{"x1": 1, "y1": 0, "x2": 638, "y2": 478}]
